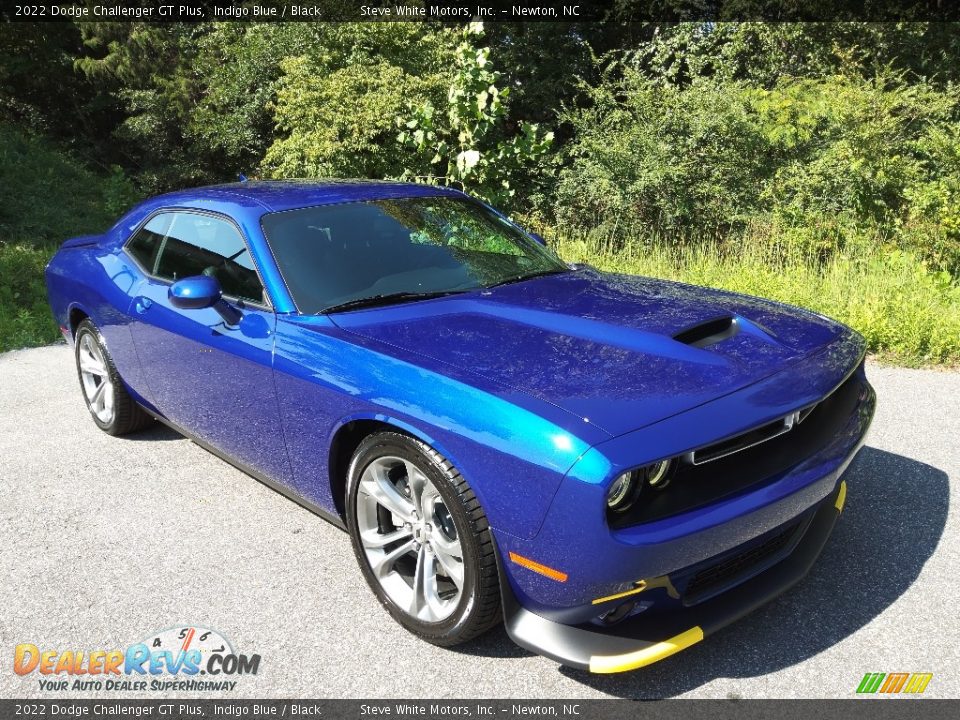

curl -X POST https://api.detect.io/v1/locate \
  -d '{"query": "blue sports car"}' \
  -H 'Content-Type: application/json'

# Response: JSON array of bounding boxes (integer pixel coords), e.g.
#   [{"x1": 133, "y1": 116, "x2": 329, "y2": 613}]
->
[{"x1": 46, "y1": 181, "x2": 874, "y2": 673}]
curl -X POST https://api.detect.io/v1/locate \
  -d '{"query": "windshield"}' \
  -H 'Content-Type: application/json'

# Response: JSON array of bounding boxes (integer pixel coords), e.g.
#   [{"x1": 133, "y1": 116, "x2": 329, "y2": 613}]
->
[{"x1": 260, "y1": 197, "x2": 568, "y2": 313}]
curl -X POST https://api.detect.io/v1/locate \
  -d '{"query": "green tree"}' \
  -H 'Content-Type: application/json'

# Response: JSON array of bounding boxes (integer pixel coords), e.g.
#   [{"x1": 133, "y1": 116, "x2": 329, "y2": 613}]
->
[
  {"x1": 0, "y1": 22, "x2": 118, "y2": 162},
  {"x1": 557, "y1": 63, "x2": 960, "y2": 272},
  {"x1": 75, "y1": 22, "x2": 213, "y2": 190},
  {"x1": 631, "y1": 23, "x2": 960, "y2": 89},
  {"x1": 397, "y1": 22, "x2": 554, "y2": 210},
  {"x1": 262, "y1": 23, "x2": 451, "y2": 180}
]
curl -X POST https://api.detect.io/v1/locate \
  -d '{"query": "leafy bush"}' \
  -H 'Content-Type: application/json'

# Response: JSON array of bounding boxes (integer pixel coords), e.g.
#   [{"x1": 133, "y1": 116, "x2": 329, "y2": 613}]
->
[
  {"x1": 557, "y1": 69, "x2": 960, "y2": 274},
  {"x1": 556, "y1": 71, "x2": 765, "y2": 241},
  {"x1": 263, "y1": 24, "x2": 451, "y2": 180},
  {"x1": 0, "y1": 243, "x2": 58, "y2": 352},
  {"x1": 265, "y1": 57, "x2": 439, "y2": 179},
  {"x1": 0, "y1": 124, "x2": 138, "y2": 246},
  {"x1": 0, "y1": 124, "x2": 139, "y2": 352}
]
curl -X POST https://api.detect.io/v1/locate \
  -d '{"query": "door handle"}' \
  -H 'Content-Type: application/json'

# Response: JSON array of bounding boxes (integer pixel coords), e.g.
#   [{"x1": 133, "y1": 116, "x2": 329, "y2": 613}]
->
[{"x1": 134, "y1": 297, "x2": 153, "y2": 314}]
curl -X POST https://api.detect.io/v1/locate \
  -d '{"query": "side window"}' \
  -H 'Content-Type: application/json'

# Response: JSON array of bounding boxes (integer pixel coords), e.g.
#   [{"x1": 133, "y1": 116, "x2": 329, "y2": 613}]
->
[
  {"x1": 126, "y1": 214, "x2": 172, "y2": 274},
  {"x1": 153, "y1": 213, "x2": 265, "y2": 304}
]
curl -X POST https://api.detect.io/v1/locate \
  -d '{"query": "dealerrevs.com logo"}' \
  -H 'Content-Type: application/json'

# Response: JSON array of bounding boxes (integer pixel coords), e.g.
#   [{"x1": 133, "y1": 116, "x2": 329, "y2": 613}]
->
[{"x1": 13, "y1": 626, "x2": 259, "y2": 692}]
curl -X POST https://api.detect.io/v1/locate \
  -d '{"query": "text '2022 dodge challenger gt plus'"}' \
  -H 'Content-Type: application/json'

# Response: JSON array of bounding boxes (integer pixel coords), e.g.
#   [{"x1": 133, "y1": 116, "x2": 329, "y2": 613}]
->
[{"x1": 46, "y1": 181, "x2": 875, "y2": 673}]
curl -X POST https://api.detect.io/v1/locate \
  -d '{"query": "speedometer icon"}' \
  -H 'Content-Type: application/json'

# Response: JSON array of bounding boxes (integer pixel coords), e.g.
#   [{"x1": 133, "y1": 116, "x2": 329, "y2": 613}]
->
[{"x1": 138, "y1": 625, "x2": 234, "y2": 670}]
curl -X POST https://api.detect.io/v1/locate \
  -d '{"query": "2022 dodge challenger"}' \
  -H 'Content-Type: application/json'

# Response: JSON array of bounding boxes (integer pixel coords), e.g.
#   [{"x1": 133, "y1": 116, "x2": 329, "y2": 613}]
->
[{"x1": 46, "y1": 181, "x2": 875, "y2": 674}]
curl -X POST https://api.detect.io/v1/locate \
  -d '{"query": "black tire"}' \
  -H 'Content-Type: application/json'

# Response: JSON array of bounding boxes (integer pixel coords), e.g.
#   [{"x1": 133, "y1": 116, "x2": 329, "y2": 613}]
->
[
  {"x1": 346, "y1": 431, "x2": 501, "y2": 646},
  {"x1": 74, "y1": 319, "x2": 153, "y2": 436}
]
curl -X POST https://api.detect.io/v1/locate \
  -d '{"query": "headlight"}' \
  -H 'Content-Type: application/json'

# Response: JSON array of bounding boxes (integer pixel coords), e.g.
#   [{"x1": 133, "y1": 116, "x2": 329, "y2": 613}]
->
[
  {"x1": 606, "y1": 471, "x2": 640, "y2": 512},
  {"x1": 644, "y1": 459, "x2": 673, "y2": 489},
  {"x1": 606, "y1": 459, "x2": 674, "y2": 514}
]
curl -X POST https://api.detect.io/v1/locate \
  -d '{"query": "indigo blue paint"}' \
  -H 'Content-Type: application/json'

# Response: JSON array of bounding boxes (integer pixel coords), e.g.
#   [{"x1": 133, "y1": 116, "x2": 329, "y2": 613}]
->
[
  {"x1": 46, "y1": 180, "x2": 874, "y2": 625},
  {"x1": 128, "y1": 277, "x2": 291, "y2": 486},
  {"x1": 499, "y1": 352, "x2": 874, "y2": 622},
  {"x1": 169, "y1": 275, "x2": 221, "y2": 309},
  {"x1": 272, "y1": 315, "x2": 592, "y2": 539}
]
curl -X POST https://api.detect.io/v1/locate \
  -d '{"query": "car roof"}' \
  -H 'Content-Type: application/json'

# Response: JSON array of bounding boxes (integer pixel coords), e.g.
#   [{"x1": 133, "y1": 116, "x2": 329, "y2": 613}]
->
[{"x1": 149, "y1": 179, "x2": 467, "y2": 215}]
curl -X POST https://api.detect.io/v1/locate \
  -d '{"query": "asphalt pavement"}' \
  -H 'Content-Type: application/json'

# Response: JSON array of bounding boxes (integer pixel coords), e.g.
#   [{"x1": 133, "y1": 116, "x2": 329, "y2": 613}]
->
[{"x1": 1, "y1": 344, "x2": 957, "y2": 699}]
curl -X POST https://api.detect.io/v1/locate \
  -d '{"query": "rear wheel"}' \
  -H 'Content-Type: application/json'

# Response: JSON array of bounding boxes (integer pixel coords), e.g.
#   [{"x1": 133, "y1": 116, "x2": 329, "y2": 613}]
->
[
  {"x1": 346, "y1": 432, "x2": 501, "y2": 646},
  {"x1": 74, "y1": 319, "x2": 153, "y2": 436}
]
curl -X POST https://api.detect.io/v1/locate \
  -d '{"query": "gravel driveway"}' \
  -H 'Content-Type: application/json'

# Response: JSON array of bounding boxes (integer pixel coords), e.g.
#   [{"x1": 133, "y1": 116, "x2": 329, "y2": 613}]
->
[{"x1": 1, "y1": 345, "x2": 957, "y2": 699}]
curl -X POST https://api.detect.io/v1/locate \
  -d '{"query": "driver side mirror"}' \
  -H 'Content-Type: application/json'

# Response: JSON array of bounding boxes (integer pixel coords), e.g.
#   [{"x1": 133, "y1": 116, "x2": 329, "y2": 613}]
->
[
  {"x1": 169, "y1": 275, "x2": 242, "y2": 326},
  {"x1": 169, "y1": 275, "x2": 221, "y2": 310}
]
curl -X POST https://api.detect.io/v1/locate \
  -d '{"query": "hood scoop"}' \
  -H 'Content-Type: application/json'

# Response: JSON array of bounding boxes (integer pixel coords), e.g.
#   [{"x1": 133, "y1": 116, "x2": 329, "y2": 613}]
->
[{"x1": 673, "y1": 316, "x2": 739, "y2": 348}]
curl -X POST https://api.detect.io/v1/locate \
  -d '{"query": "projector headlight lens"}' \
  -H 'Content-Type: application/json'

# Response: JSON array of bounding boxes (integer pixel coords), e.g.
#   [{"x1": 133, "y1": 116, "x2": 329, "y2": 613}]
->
[
  {"x1": 644, "y1": 459, "x2": 673, "y2": 489},
  {"x1": 606, "y1": 459, "x2": 675, "y2": 515},
  {"x1": 606, "y1": 471, "x2": 639, "y2": 512}
]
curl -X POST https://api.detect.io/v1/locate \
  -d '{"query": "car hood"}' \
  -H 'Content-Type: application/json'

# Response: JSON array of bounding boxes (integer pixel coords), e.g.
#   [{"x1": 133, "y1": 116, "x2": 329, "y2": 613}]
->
[{"x1": 331, "y1": 269, "x2": 852, "y2": 437}]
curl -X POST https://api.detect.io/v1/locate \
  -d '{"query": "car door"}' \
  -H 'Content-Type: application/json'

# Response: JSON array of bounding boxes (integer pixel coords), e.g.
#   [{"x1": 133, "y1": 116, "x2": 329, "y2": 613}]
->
[{"x1": 124, "y1": 209, "x2": 292, "y2": 487}]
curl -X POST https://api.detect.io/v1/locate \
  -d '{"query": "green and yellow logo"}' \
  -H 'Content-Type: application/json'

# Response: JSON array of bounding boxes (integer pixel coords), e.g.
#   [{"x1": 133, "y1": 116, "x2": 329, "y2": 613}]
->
[{"x1": 856, "y1": 672, "x2": 933, "y2": 694}]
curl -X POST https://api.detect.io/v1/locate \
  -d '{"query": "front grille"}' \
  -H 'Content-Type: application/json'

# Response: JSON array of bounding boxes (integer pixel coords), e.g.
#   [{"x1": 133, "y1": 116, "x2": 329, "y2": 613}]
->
[
  {"x1": 681, "y1": 522, "x2": 800, "y2": 604},
  {"x1": 690, "y1": 416, "x2": 794, "y2": 464}
]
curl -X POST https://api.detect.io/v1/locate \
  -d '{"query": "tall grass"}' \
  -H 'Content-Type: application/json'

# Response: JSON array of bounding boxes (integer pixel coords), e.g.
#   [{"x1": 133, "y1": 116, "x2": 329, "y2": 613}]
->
[{"x1": 554, "y1": 234, "x2": 960, "y2": 366}]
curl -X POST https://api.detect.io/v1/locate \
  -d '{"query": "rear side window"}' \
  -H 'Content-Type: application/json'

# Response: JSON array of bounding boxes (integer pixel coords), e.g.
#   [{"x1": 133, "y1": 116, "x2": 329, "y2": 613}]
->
[
  {"x1": 126, "y1": 211, "x2": 265, "y2": 304},
  {"x1": 125, "y1": 214, "x2": 171, "y2": 273}
]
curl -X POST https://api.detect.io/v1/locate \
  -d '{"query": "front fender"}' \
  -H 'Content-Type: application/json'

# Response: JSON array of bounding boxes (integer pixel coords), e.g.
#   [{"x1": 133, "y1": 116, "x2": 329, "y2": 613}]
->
[{"x1": 273, "y1": 315, "x2": 608, "y2": 539}]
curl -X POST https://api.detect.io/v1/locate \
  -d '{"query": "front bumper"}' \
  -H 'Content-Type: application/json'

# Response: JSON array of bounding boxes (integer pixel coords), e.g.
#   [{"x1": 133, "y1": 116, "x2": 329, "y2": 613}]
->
[{"x1": 501, "y1": 479, "x2": 848, "y2": 673}]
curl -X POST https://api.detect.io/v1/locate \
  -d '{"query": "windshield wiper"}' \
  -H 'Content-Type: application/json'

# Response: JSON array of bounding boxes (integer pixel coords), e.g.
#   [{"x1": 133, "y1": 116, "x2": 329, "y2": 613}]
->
[
  {"x1": 484, "y1": 268, "x2": 569, "y2": 290},
  {"x1": 322, "y1": 290, "x2": 467, "y2": 314}
]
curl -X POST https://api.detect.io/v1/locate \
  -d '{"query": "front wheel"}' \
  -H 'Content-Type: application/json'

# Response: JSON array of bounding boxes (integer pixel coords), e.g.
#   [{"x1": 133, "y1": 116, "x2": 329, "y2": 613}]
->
[{"x1": 346, "y1": 432, "x2": 501, "y2": 646}]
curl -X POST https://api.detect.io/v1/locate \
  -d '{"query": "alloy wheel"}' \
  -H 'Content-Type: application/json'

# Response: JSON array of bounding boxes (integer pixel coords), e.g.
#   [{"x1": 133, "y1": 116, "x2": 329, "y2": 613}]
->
[
  {"x1": 355, "y1": 455, "x2": 464, "y2": 622},
  {"x1": 77, "y1": 332, "x2": 115, "y2": 425}
]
